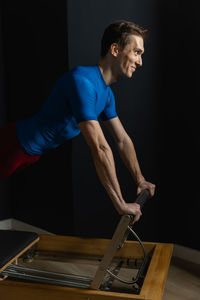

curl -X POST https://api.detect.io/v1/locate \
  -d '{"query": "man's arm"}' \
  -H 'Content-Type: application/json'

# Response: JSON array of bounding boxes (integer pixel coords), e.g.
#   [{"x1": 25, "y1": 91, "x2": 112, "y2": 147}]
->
[
  {"x1": 103, "y1": 117, "x2": 155, "y2": 197},
  {"x1": 79, "y1": 120, "x2": 142, "y2": 221}
]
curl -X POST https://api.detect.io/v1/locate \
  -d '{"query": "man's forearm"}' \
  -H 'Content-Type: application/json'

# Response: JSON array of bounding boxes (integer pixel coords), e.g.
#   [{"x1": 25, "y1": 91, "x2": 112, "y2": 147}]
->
[
  {"x1": 116, "y1": 135, "x2": 145, "y2": 185},
  {"x1": 78, "y1": 120, "x2": 148, "y2": 217},
  {"x1": 90, "y1": 145, "x2": 126, "y2": 214}
]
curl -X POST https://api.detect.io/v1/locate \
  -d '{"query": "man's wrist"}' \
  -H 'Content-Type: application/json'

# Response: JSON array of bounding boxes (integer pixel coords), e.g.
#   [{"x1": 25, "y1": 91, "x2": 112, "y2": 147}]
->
[
  {"x1": 136, "y1": 175, "x2": 145, "y2": 186},
  {"x1": 115, "y1": 198, "x2": 127, "y2": 215}
]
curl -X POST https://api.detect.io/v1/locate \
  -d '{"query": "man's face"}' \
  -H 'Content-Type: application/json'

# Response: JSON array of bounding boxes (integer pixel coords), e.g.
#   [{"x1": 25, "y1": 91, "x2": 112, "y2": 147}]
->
[{"x1": 114, "y1": 35, "x2": 144, "y2": 78}]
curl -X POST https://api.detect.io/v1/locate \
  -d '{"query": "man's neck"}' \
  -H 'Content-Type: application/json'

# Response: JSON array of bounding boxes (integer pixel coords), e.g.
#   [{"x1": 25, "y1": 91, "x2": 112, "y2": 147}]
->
[{"x1": 98, "y1": 58, "x2": 120, "y2": 85}]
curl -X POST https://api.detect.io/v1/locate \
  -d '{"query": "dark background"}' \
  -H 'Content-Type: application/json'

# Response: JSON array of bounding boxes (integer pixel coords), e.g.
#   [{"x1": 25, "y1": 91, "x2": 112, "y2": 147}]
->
[{"x1": 0, "y1": 0, "x2": 199, "y2": 250}]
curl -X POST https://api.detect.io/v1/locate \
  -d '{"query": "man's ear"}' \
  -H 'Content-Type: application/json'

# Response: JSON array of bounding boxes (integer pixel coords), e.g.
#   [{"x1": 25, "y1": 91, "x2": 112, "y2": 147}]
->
[{"x1": 110, "y1": 43, "x2": 120, "y2": 57}]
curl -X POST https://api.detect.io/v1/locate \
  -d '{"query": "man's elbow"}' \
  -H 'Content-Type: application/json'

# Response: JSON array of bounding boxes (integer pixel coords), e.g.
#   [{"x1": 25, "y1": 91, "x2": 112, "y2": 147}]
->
[{"x1": 117, "y1": 135, "x2": 132, "y2": 150}]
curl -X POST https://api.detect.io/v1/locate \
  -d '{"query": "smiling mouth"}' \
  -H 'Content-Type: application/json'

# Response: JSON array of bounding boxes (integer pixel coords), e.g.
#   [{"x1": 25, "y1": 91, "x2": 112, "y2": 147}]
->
[{"x1": 131, "y1": 66, "x2": 136, "y2": 71}]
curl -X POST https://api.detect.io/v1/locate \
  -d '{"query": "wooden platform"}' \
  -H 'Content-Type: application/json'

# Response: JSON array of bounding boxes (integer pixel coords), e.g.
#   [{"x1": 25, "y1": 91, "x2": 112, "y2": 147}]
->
[{"x1": 0, "y1": 234, "x2": 173, "y2": 300}]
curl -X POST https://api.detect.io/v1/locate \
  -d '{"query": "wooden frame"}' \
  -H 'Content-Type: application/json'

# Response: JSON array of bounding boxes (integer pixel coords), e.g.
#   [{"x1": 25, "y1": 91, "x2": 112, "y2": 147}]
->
[{"x1": 0, "y1": 234, "x2": 173, "y2": 300}]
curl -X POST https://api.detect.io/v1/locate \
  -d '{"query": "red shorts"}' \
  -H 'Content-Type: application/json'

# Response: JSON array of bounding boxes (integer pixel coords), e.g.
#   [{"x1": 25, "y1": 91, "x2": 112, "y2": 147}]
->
[{"x1": 0, "y1": 123, "x2": 41, "y2": 179}]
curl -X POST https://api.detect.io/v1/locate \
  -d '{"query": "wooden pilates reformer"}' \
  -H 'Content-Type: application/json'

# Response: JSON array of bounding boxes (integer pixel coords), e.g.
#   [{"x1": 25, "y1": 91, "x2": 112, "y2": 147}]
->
[{"x1": 0, "y1": 190, "x2": 173, "y2": 300}]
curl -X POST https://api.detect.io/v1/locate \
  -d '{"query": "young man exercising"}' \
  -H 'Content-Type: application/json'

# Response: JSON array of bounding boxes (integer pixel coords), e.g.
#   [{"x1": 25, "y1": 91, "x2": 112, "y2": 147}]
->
[{"x1": 0, "y1": 20, "x2": 155, "y2": 222}]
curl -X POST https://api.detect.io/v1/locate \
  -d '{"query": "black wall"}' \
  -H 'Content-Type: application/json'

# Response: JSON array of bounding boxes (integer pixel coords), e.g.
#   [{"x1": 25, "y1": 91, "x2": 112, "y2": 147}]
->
[
  {"x1": 2, "y1": 0, "x2": 73, "y2": 235},
  {"x1": 0, "y1": 1, "x2": 10, "y2": 220},
  {"x1": 158, "y1": 1, "x2": 200, "y2": 249},
  {"x1": 0, "y1": 0, "x2": 199, "y2": 250}
]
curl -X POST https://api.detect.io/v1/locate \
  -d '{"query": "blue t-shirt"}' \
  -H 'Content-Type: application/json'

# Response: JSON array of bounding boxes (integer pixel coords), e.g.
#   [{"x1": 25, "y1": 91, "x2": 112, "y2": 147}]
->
[{"x1": 16, "y1": 65, "x2": 117, "y2": 155}]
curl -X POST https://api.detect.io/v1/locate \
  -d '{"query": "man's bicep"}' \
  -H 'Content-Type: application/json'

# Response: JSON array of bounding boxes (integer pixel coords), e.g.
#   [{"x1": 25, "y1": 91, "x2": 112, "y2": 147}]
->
[
  {"x1": 100, "y1": 89, "x2": 117, "y2": 121},
  {"x1": 79, "y1": 120, "x2": 109, "y2": 151},
  {"x1": 103, "y1": 117, "x2": 128, "y2": 144},
  {"x1": 69, "y1": 76, "x2": 97, "y2": 123}
]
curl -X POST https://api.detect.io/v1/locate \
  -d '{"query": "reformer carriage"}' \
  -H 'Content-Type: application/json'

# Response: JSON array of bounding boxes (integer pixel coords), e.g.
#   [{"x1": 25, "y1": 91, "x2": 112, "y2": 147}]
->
[{"x1": 0, "y1": 191, "x2": 173, "y2": 300}]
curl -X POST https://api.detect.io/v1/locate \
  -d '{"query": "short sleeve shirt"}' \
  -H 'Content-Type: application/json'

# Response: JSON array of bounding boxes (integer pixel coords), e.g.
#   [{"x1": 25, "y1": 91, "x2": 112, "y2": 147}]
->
[{"x1": 16, "y1": 65, "x2": 117, "y2": 155}]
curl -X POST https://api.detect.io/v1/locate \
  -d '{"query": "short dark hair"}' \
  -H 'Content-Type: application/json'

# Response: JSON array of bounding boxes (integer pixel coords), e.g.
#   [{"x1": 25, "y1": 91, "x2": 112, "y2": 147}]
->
[{"x1": 101, "y1": 20, "x2": 148, "y2": 57}]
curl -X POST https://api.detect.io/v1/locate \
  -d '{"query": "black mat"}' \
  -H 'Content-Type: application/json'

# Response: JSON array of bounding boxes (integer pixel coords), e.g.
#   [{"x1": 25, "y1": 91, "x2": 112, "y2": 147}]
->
[{"x1": 0, "y1": 230, "x2": 39, "y2": 271}]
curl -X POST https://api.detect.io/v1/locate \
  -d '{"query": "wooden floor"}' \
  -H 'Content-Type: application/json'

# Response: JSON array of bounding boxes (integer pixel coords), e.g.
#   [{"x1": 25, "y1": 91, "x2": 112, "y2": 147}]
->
[{"x1": 163, "y1": 257, "x2": 200, "y2": 300}]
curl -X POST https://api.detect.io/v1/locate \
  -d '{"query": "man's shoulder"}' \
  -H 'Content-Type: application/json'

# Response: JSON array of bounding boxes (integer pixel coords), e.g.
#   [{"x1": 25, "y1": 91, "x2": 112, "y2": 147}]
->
[
  {"x1": 55, "y1": 65, "x2": 97, "y2": 83},
  {"x1": 71, "y1": 65, "x2": 98, "y2": 80},
  {"x1": 68, "y1": 65, "x2": 99, "y2": 88}
]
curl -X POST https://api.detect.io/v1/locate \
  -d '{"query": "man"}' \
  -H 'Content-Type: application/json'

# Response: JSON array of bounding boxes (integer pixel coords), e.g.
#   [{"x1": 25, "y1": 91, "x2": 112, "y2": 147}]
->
[{"x1": 0, "y1": 20, "x2": 155, "y2": 222}]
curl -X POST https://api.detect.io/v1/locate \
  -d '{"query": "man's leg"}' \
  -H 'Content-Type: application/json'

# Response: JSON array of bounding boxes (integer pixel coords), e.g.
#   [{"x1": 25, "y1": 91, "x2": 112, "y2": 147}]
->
[{"x1": 0, "y1": 123, "x2": 40, "y2": 179}]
